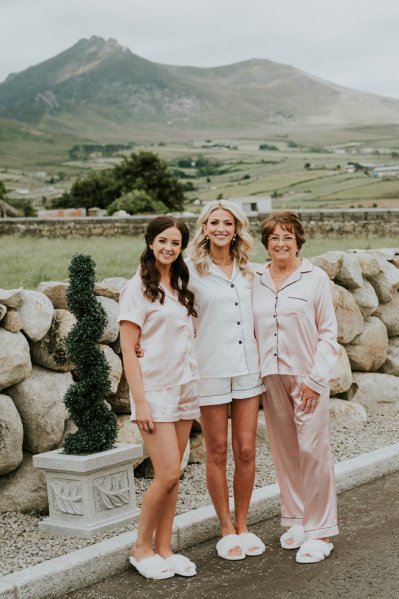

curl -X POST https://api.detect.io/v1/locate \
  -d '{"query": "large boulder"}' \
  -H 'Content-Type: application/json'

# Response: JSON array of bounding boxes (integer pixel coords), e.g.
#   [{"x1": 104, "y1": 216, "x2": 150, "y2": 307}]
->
[
  {"x1": 37, "y1": 281, "x2": 69, "y2": 309},
  {"x1": 30, "y1": 309, "x2": 76, "y2": 371},
  {"x1": 329, "y1": 398, "x2": 367, "y2": 428},
  {"x1": 96, "y1": 296, "x2": 119, "y2": 344},
  {"x1": 374, "y1": 291, "x2": 399, "y2": 337},
  {"x1": 17, "y1": 290, "x2": 54, "y2": 341},
  {"x1": 7, "y1": 366, "x2": 72, "y2": 454},
  {"x1": 0, "y1": 394, "x2": 24, "y2": 475},
  {"x1": 0, "y1": 329, "x2": 32, "y2": 391},
  {"x1": 380, "y1": 337, "x2": 399, "y2": 376},
  {"x1": 1, "y1": 308, "x2": 23, "y2": 332},
  {"x1": 345, "y1": 317, "x2": 388, "y2": 371},
  {"x1": 348, "y1": 251, "x2": 380, "y2": 278},
  {"x1": 309, "y1": 252, "x2": 343, "y2": 279},
  {"x1": 350, "y1": 372, "x2": 399, "y2": 415},
  {"x1": 95, "y1": 277, "x2": 128, "y2": 301},
  {"x1": 334, "y1": 253, "x2": 363, "y2": 289},
  {"x1": 350, "y1": 279, "x2": 379, "y2": 318},
  {"x1": 116, "y1": 415, "x2": 147, "y2": 468},
  {"x1": 108, "y1": 371, "x2": 130, "y2": 414},
  {"x1": 367, "y1": 256, "x2": 399, "y2": 303},
  {"x1": 330, "y1": 345, "x2": 352, "y2": 395},
  {"x1": 101, "y1": 344, "x2": 122, "y2": 395},
  {"x1": 0, "y1": 303, "x2": 6, "y2": 321},
  {"x1": 0, "y1": 452, "x2": 48, "y2": 513},
  {"x1": 0, "y1": 288, "x2": 23, "y2": 309},
  {"x1": 333, "y1": 284, "x2": 364, "y2": 344},
  {"x1": 189, "y1": 430, "x2": 206, "y2": 464}
]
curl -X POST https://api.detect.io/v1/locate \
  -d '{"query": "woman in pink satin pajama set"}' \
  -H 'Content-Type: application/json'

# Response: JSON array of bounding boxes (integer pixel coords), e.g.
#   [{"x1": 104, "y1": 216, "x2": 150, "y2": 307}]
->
[{"x1": 252, "y1": 211, "x2": 340, "y2": 564}]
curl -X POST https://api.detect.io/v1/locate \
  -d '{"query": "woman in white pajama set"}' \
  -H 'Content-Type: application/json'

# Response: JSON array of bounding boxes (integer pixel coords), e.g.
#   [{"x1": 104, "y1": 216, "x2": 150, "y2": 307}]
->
[
  {"x1": 119, "y1": 216, "x2": 199, "y2": 580},
  {"x1": 187, "y1": 200, "x2": 265, "y2": 561},
  {"x1": 252, "y1": 211, "x2": 340, "y2": 564}
]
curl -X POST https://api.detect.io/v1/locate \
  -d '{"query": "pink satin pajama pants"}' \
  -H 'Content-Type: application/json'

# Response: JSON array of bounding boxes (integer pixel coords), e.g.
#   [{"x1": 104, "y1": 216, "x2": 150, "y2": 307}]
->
[{"x1": 263, "y1": 374, "x2": 339, "y2": 539}]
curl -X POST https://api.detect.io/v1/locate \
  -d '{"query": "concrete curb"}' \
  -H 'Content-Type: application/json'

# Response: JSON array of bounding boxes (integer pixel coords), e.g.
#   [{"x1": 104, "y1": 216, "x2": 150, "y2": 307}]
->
[{"x1": 2, "y1": 442, "x2": 399, "y2": 599}]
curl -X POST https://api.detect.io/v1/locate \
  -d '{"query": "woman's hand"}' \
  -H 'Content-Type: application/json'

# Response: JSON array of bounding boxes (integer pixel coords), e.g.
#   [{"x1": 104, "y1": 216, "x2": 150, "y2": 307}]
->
[
  {"x1": 135, "y1": 401, "x2": 155, "y2": 433},
  {"x1": 300, "y1": 384, "x2": 320, "y2": 414},
  {"x1": 135, "y1": 344, "x2": 144, "y2": 358}
]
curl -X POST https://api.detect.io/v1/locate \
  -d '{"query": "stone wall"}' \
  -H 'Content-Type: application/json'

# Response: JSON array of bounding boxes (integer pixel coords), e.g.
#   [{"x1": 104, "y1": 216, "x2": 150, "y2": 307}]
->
[
  {"x1": 1, "y1": 209, "x2": 399, "y2": 238},
  {"x1": 1, "y1": 248, "x2": 399, "y2": 513}
]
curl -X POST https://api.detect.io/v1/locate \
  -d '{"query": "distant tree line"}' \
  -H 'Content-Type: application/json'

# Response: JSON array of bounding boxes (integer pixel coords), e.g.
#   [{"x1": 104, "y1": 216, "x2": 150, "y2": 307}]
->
[
  {"x1": 68, "y1": 143, "x2": 135, "y2": 161},
  {"x1": 54, "y1": 152, "x2": 185, "y2": 214}
]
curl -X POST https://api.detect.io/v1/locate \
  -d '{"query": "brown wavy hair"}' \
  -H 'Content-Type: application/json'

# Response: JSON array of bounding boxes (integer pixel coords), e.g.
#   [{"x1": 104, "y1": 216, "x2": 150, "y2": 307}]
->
[
  {"x1": 140, "y1": 216, "x2": 197, "y2": 317},
  {"x1": 260, "y1": 211, "x2": 306, "y2": 251}
]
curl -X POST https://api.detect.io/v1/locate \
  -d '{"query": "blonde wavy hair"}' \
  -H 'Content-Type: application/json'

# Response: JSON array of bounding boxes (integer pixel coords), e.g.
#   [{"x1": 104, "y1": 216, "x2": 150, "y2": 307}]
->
[{"x1": 187, "y1": 200, "x2": 253, "y2": 276}]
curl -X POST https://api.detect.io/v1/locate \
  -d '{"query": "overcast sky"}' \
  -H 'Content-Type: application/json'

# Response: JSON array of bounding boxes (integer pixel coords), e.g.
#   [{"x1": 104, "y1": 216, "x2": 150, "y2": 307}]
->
[{"x1": 1, "y1": 0, "x2": 398, "y2": 98}]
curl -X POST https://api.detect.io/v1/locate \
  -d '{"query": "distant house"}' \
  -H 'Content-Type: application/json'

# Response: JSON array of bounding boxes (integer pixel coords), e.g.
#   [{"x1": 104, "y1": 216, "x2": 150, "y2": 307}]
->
[
  {"x1": 226, "y1": 196, "x2": 272, "y2": 215},
  {"x1": 372, "y1": 165, "x2": 399, "y2": 178}
]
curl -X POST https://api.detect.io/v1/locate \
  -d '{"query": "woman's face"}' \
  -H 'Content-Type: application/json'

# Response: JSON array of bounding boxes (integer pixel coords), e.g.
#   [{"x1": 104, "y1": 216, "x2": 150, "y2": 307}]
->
[
  {"x1": 150, "y1": 226, "x2": 182, "y2": 268},
  {"x1": 267, "y1": 223, "x2": 298, "y2": 263},
  {"x1": 203, "y1": 208, "x2": 236, "y2": 250}
]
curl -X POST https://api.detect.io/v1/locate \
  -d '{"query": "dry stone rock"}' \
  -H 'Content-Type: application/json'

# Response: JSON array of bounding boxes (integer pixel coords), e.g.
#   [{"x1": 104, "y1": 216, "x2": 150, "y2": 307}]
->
[
  {"x1": 97, "y1": 296, "x2": 119, "y2": 344},
  {"x1": 17, "y1": 290, "x2": 54, "y2": 341},
  {"x1": 2, "y1": 309, "x2": 22, "y2": 332},
  {"x1": 350, "y1": 372, "x2": 399, "y2": 415},
  {"x1": 30, "y1": 309, "x2": 76, "y2": 371},
  {"x1": 333, "y1": 284, "x2": 364, "y2": 344},
  {"x1": 330, "y1": 345, "x2": 352, "y2": 395},
  {"x1": 116, "y1": 415, "x2": 146, "y2": 468},
  {"x1": 367, "y1": 256, "x2": 399, "y2": 303},
  {"x1": 374, "y1": 291, "x2": 399, "y2": 337},
  {"x1": 334, "y1": 253, "x2": 363, "y2": 289},
  {"x1": 95, "y1": 277, "x2": 128, "y2": 301},
  {"x1": 345, "y1": 317, "x2": 388, "y2": 371},
  {"x1": 350, "y1": 279, "x2": 379, "y2": 318},
  {"x1": 101, "y1": 344, "x2": 122, "y2": 394},
  {"x1": 370, "y1": 248, "x2": 398, "y2": 261},
  {"x1": 0, "y1": 329, "x2": 31, "y2": 391},
  {"x1": 348, "y1": 251, "x2": 380, "y2": 278},
  {"x1": 37, "y1": 281, "x2": 69, "y2": 309},
  {"x1": 0, "y1": 394, "x2": 24, "y2": 475},
  {"x1": 108, "y1": 371, "x2": 130, "y2": 414},
  {"x1": 0, "y1": 451, "x2": 48, "y2": 513},
  {"x1": 7, "y1": 365, "x2": 72, "y2": 454},
  {"x1": 329, "y1": 398, "x2": 367, "y2": 428},
  {"x1": 189, "y1": 430, "x2": 206, "y2": 464},
  {"x1": 380, "y1": 337, "x2": 399, "y2": 376},
  {"x1": 309, "y1": 251, "x2": 344, "y2": 279},
  {"x1": 0, "y1": 303, "x2": 6, "y2": 321},
  {"x1": 0, "y1": 288, "x2": 23, "y2": 309}
]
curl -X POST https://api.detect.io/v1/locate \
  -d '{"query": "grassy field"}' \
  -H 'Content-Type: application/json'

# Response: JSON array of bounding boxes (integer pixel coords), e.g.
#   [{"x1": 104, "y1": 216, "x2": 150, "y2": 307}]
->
[{"x1": 1, "y1": 235, "x2": 398, "y2": 290}]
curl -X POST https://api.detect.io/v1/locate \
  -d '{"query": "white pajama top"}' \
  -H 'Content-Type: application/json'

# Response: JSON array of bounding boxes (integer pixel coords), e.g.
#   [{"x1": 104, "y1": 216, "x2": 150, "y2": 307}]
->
[
  {"x1": 118, "y1": 273, "x2": 199, "y2": 391},
  {"x1": 252, "y1": 258, "x2": 339, "y2": 394},
  {"x1": 187, "y1": 260, "x2": 260, "y2": 378}
]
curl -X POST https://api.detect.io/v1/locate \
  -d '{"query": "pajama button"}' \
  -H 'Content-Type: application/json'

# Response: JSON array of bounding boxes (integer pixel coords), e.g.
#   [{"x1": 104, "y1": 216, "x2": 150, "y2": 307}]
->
[
  {"x1": 231, "y1": 284, "x2": 234, "y2": 288},
  {"x1": 235, "y1": 302, "x2": 238, "y2": 305},
  {"x1": 239, "y1": 341, "x2": 242, "y2": 344},
  {"x1": 237, "y1": 321, "x2": 240, "y2": 325}
]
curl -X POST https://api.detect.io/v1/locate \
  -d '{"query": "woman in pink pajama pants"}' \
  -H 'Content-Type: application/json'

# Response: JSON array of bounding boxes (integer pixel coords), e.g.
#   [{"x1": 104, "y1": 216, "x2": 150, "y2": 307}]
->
[{"x1": 252, "y1": 211, "x2": 340, "y2": 564}]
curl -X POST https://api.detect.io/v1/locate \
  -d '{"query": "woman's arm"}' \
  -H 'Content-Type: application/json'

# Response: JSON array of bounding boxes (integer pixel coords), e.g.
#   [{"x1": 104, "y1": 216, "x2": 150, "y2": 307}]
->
[{"x1": 120, "y1": 320, "x2": 154, "y2": 433}]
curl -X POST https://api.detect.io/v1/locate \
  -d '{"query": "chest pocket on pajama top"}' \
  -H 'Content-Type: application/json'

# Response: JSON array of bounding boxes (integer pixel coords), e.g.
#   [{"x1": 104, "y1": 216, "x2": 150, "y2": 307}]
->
[{"x1": 285, "y1": 296, "x2": 310, "y2": 317}]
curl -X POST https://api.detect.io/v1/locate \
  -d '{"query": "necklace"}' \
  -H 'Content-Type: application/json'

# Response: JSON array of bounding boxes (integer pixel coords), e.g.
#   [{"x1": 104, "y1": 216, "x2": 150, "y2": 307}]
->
[{"x1": 270, "y1": 260, "x2": 300, "y2": 281}]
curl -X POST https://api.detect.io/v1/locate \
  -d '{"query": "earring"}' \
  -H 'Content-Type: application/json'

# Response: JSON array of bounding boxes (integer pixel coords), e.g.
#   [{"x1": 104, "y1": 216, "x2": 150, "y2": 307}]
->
[
  {"x1": 205, "y1": 235, "x2": 209, "y2": 241},
  {"x1": 231, "y1": 234, "x2": 237, "y2": 244}
]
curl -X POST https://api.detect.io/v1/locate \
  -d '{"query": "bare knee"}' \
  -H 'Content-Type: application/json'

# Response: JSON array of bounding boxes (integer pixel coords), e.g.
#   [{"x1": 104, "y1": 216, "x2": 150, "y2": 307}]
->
[
  {"x1": 234, "y1": 442, "x2": 255, "y2": 466},
  {"x1": 156, "y1": 468, "x2": 180, "y2": 493},
  {"x1": 207, "y1": 440, "x2": 228, "y2": 468}
]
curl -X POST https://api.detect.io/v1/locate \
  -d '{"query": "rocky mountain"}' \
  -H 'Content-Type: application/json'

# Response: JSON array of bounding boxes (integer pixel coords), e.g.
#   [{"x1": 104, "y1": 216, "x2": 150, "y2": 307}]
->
[{"x1": 1, "y1": 36, "x2": 399, "y2": 140}]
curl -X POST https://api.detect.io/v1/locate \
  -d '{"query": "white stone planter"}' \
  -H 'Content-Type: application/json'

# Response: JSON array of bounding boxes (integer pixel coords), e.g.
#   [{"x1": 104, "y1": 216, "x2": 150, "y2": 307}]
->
[{"x1": 33, "y1": 443, "x2": 142, "y2": 537}]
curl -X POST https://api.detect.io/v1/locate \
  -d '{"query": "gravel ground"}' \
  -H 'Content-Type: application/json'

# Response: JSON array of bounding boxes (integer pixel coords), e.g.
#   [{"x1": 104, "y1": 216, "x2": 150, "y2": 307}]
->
[{"x1": 0, "y1": 409, "x2": 398, "y2": 577}]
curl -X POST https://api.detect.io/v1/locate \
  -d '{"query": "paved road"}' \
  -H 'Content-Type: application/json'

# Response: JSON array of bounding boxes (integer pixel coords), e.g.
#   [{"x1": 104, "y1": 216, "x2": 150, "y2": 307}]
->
[{"x1": 64, "y1": 472, "x2": 399, "y2": 599}]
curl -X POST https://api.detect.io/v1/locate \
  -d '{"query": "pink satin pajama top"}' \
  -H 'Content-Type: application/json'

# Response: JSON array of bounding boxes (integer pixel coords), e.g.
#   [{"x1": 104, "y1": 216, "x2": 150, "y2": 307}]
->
[{"x1": 252, "y1": 258, "x2": 339, "y2": 394}]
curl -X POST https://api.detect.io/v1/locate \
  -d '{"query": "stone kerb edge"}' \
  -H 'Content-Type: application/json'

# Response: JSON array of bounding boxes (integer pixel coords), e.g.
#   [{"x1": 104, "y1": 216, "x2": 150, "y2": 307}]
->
[{"x1": 2, "y1": 443, "x2": 399, "y2": 599}]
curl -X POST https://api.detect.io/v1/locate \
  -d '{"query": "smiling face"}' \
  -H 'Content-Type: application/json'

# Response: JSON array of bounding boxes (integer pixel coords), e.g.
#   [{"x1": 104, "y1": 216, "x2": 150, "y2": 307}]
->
[
  {"x1": 203, "y1": 208, "x2": 236, "y2": 251},
  {"x1": 149, "y1": 226, "x2": 183, "y2": 269},
  {"x1": 267, "y1": 223, "x2": 299, "y2": 265}
]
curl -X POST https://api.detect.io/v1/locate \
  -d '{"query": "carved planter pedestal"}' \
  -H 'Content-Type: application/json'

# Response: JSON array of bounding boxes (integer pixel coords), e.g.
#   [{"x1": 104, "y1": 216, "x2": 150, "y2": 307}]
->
[{"x1": 33, "y1": 443, "x2": 142, "y2": 537}]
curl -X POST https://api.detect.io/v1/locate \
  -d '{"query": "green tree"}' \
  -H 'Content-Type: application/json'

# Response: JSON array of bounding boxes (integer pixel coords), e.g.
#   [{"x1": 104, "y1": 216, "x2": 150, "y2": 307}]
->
[
  {"x1": 55, "y1": 169, "x2": 120, "y2": 210},
  {"x1": 107, "y1": 189, "x2": 167, "y2": 215},
  {"x1": 63, "y1": 254, "x2": 118, "y2": 454}
]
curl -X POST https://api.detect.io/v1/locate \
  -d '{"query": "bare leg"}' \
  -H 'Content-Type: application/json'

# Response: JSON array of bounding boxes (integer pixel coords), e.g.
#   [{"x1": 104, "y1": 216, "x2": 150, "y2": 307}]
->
[
  {"x1": 201, "y1": 404, "x2": 241, "y2": 557},
  {"x1": 231, "y1": 396, "x2": 259, "y2": 534},
  {"x1": 155, "y1": 419, "x2": 193, "y2": 557},
  {"x1": 131, "y1": 423, "x2": 181, "y2": 560}
]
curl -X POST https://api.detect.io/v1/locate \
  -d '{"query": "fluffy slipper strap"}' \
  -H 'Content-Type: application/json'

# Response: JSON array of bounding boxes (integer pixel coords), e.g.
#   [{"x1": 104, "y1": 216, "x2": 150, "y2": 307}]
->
[
  {"x1": 130, "y1": 554, "x2": 173, "y2": 579},
  {"x1": 216, "y1": 534, "x2": 245, "y2": 559},
  {"x1": 280, "y1": 524, "x2": 306, "y2": 548},
  {"x1": 239, "y1": 532, "x2": 266, "y2": 555},
  {"x1": 164, "y1": 554, "x2": 196, "y2": 576}
]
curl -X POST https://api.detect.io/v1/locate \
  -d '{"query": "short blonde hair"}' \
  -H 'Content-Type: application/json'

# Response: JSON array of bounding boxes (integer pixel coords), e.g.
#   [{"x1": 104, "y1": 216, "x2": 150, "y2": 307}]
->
[{"x1": 187, "y1": 200, "x2": 253, "y2": 275}]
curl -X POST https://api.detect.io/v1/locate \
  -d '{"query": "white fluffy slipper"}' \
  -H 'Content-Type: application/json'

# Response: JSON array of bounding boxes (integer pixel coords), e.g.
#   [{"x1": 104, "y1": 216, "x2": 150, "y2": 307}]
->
[
  {"x1": 280, "y1": 525, "x2": 307, "y2": 550},
  {"x1": 296, "y1": 540, "x2": 334, "y2": 564},
  {"x1": 129, "y1": 554, "x2": 174, "y2": 579},
  {"x1": 239, "y1": 532, "x2": 266, "y2": 556},
  {"x1": 164, "y1": 554, "x2": 196, "y2": 577},
  {"x1": 216, "y1": 534, "x2": 245, "y2": 560}
]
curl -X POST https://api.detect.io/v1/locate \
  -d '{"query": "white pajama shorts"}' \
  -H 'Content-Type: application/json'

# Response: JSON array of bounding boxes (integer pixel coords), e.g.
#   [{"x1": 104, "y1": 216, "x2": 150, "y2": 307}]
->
[
  {"x1": 130, "y1": 380, "x2": 200, "y2": 423},
  {"x1": 198, "y1": 372, "x2": 264, "y2": 406}
]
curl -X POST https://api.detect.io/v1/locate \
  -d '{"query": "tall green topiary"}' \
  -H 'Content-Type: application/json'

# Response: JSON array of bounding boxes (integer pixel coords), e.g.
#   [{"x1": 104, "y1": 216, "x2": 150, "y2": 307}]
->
[{"x1": 63, "y1": 254, "x2": 118, "y2": 454}]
